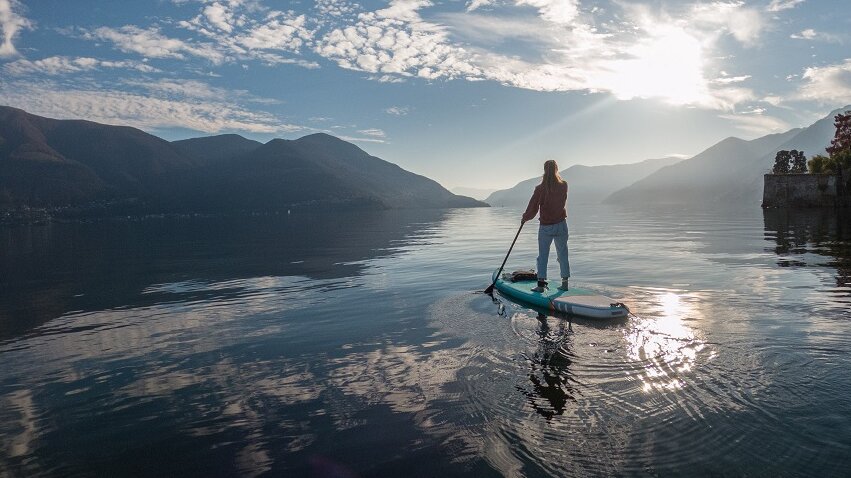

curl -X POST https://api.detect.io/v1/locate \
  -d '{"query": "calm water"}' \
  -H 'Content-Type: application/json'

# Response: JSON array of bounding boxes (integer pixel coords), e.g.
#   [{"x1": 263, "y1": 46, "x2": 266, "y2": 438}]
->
[{"x1": 1, "y1": 205, "x2": 850, "y2": 477}]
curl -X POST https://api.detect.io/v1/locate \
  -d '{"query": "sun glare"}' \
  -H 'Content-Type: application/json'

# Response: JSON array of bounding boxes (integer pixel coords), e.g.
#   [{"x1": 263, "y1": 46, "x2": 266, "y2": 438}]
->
[
  {"x1": 604, "y1": 26, "x2": 708, "y2": 105},
  {"x1": 624, "y1": 290, "x2": 708, "y2": 393}
]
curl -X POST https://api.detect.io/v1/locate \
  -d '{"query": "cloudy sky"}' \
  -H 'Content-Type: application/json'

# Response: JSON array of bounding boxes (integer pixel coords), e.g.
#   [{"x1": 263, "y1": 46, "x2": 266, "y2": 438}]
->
[{"x1": 0, "y1": 0, "x2": 849, "y2": 189}]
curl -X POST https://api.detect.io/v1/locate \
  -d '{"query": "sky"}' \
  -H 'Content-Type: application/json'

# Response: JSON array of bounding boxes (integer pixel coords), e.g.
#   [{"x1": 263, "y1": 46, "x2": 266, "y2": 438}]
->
[{"x1": 0, "y1": 0, "x2": 850, "y2": 190}]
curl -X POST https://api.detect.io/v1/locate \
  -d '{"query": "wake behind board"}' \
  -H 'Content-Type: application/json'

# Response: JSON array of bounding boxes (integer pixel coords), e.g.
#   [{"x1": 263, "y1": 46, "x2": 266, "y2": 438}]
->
[{"x1": 492, "y1": 270, "x2": 629, "y2": 319}]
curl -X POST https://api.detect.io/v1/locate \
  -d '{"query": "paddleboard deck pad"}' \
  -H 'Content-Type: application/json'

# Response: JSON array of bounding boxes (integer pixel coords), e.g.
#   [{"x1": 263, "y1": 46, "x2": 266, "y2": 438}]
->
[{"x1": 492, "y1": 270, "x2": 629, "y2": 319}]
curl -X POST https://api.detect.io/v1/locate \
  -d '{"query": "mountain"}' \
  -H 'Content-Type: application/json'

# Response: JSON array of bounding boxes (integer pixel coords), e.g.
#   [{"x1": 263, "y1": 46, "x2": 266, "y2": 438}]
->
[
  {"x1": 0, "y1": 106, "x2": 486, "y2": 214},
  {"x1": 735, "y1": 107, "x2": 849, "y2": 202},
  {"x1": 605, "y1": 106, "x2": 850, "y2": 206},
  {"x1": 450, "y1": 186, "x2": 496, "y2": 200},
  {"x1": 172, "y1": 134, "x2": 262, "y2": 164},
  {"x1": 485, "y1": 156, "x2": 683, "y2": 207},
  {"x1": 169, "y1": 133, "x2": 485, "y2": 211},
  {"x1": 0, "y1": 105, "x2": 194, "y2": 207},
  {"x1": 604, "y1": 131, "x2": 800, "y2": 205},
  {"x1": 286, "y1": 133, "x2": 484, "y2": 208}
]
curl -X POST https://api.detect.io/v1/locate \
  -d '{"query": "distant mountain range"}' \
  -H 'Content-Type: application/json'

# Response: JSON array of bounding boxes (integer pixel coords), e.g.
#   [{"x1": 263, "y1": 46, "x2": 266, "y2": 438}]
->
[
  {"x1": 605, "y1": 106, "x2": 849, "y2": 206},
  {"x1": 0, "y1": 106, "x2": 485, "y2": 215},
  {"x1": 485, "y1": 156, "x2": 683, "y2": 207},
  {"x1": 450, "y1": 186, "x2": 497, "y2": 200},
  {"x1": 488, "y1": 105, "x2": 849, "y2": 208}
]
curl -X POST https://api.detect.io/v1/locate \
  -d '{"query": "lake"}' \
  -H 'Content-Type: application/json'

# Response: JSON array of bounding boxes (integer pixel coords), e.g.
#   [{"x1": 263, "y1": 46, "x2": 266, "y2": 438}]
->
[{"x1": 1, "y1": 205, "x2": 849, "y2": 477}]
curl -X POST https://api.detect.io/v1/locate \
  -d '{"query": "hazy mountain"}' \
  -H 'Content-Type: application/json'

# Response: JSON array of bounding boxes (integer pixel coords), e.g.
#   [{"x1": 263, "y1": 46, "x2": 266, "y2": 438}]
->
[
  {"x1": 451, "y1": 186, "x2": 497, "y2": 200},
  {"x1": 0, "y1": 106, "x2": 486, "y2": 214},
  {"x1": 733, "y1": 106, "x2": 850, "y2": 202},
  {"x1": 485, "y1": 156, "x2": 683, "y2": 207},
  {"x1": 605, "y1": 106, "x2": 849, "y2": 206},
  {"x1": 604, "y1": 132, "x2": 800, "y2": 205}
]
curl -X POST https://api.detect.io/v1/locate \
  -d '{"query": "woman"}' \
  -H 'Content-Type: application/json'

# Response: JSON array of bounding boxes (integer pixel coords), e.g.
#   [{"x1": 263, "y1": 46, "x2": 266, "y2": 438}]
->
[{"x1": 521, "y1": 160, "x2": 570, "y2": 292}]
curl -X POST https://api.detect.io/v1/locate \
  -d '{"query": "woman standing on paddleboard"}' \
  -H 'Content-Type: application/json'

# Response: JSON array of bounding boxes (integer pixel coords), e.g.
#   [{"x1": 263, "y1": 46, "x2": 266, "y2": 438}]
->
[{"x1": 521, "y1": 160, "x2": 570, "y2": 292}]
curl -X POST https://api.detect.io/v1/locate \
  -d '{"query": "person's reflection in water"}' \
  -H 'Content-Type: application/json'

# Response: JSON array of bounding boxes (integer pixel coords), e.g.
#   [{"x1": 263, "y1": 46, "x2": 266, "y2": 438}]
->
[{"x1": 516, "y1": 313, "x2": 577, "y2": 420}]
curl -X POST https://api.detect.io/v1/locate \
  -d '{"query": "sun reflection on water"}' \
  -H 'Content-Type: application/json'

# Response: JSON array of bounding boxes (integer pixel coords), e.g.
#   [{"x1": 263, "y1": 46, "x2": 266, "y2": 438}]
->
[{"x1": 624, "y1": 290, "x2": 708, "y2": 393}]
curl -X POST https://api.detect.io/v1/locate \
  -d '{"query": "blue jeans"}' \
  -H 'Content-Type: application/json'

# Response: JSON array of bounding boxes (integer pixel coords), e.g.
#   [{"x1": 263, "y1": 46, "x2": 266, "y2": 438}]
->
[{"x1": 537, "y1": 220, "x2": 570, "y2": 280}]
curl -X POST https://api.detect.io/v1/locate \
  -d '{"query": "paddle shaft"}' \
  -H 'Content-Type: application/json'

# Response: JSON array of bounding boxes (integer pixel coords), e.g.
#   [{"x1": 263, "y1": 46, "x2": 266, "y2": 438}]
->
[{"x1": 485, "y1": 222, "x2": 524, "y2": 294}]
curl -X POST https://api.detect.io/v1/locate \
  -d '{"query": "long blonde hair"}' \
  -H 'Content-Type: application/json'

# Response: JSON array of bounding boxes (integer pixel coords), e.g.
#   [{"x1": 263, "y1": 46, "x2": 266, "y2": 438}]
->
[{"x1": 541, "y1": 159, "x2": 564, "y2": 194}]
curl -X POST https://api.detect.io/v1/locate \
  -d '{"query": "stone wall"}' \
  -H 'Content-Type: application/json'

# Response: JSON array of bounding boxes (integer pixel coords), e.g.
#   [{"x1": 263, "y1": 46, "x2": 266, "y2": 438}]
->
[{"x1": 762, "y1": 173, "x2": 838, "y2": 208}]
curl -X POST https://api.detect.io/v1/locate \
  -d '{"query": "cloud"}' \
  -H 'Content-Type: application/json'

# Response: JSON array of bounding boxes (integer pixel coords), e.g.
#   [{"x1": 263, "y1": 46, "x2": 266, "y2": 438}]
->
[
  {"x1": 437, "y1": 12, "x2": 565, "y2": 46},
  {"x1": 767, "y1": 0, "x2": 805, "y2": 12},
  {"x1": 337, "y1": 134, "x2": 386, "y2": 143},
  {"x1": 357, "y1": 128, "x2": 386, "y2": 137},
  {"x1": 720, "y1": 112, "x2": 790, "y2": 135},
  {"x1": 790, "y1": 28, "x2": 816, "y2": 40},
  {"x1": 235, "y1": 13, "x2": 311, "y2": 52},
  {"x1": 465, "y1": 0, "x2": 493, "y2": 12},
  {"x1": 4, "y1": 56, "x2": 159, "y2": 75},
  {"x1": 712, "y1": 74, "x2": 751, "y2": 84},
  {"x1": 385, "y1": 106, "x2": 409, "y2": 115},
  {"x1": 465, "y1": 0, "x2": 578, "y2": 24},
  {"x1": 0, "y1": 0, "x2": 31, "y2": 57},
  {"x1": 315, "y1": 0, "x2": 360, "y2": 18},
  {"x1": 315, "y1": 0, "x2": 481, "y2": 80},
  {"x1": 178, "y1": 4, "x2": 316, "y2": 67},
  {"x1": 312, "y1": 0, "x2": 767, "y2": 109},
  {"x1": 86, "y1": 25, "x2": 226, "y2": 64},
  {"x1": 370, "y1": 74, "x2": 406, "y2": 83},
  {"x1": 0, "y1": 78, "x2": 303, "y2": 134},
  {"x1": 516, "y1": 0, "x2": 579, "y2": 25},
  {"x1": 203, "y1": 2, "x2": 235, "y2": 33},
  {"x1": 686, "y1": 2, "x2": 764, "y2": 46},
  {"x1": 64, "y1": 0, "x2": 768, "y2": 112},
  {"x1": 122, "y1": 78, "x2": 282, "y2": 105},
  {"x1": 762, "y1": 95, "x2": 783, "y2": 106},
  {"x1": 80, "y1": 3, "x2": 320, "y2": 70},
  {"x1": 789, "y1": 28, "x2": 842, "y2": 43},
  {"x1": 798, "y1": 59, "x2": 851, "y2": 104}
]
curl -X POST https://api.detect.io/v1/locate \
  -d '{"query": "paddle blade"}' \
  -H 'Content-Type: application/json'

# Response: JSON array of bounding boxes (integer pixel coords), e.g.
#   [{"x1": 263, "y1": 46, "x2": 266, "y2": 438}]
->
[{"x1": 484, "y1": 283, "x2": 495, "y2": 295}]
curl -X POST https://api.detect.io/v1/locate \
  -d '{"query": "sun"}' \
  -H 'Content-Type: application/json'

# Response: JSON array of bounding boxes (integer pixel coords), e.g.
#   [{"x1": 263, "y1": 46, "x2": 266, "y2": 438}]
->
[{"x1": 604, "y1": 26, "x2": 709, "y2": 106}]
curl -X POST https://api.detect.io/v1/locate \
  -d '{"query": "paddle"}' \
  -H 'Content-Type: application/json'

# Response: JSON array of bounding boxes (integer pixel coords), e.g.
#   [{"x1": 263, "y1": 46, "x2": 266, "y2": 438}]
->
[{"x1": 484, "y1": 222, "x2": 524, "y2": 295}]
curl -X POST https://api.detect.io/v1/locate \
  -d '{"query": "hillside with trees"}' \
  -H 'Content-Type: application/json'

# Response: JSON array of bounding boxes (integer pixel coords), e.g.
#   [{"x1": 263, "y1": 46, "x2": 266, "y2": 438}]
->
[{"x1": 0, "y1": 106, "x2": 486, "y2": 220}]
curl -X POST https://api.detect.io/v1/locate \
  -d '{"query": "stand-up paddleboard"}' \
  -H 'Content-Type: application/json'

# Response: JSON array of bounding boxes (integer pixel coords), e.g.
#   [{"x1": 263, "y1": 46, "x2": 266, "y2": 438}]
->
[{"x1": 492, "y1": 270, "x2": 629, "y2": 319}]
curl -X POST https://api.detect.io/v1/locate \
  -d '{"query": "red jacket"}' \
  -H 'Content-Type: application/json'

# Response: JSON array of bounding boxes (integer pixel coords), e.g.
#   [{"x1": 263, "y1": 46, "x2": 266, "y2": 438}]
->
[{"x1": 522, "y1": 181, "x2": 567, "y2": 225}]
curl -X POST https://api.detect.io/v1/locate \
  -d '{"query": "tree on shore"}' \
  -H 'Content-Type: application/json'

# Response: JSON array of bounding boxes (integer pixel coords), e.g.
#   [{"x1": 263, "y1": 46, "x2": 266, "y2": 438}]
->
[
  {"x1": 790, "y1": 150, "x2": 807, "y2": 173},
  {"x1": 807, "y1": 111, "x2": 851, "y2": 174},
  {"x1": 808, "y1": 154, "x2": 832, "y2": 174},
  {"x1": 772, "y1": 149, "x2": 807, "y2": 174},
  {"x1": 826, "y1": 112, "x2": 851, "y2": 158},
  {"x1": 773, "y1": 150, "x2": 791, "y2": 174}
]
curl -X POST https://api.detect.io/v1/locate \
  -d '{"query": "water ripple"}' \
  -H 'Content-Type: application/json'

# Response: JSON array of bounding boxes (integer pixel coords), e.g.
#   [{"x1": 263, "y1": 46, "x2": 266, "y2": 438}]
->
[
  {"x1": 2, "y1": 207, "x2": 850, "y2": 476},
  {"x1": 426, "y1": 287, "x2": 851, "y2": 476}
]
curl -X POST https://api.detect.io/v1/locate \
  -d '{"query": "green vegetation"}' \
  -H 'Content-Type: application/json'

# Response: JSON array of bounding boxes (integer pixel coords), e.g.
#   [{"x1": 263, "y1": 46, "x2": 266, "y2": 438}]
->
[
  {"x1": 808, "y1": 154, "x2": 832, "y2": 174},
  {"x1": 772, "y1": 149, "x2": 806, "y2": 174},
  {"x1": 826, "y1": 111, "x2": 851, "y2": 158},
  {"x1": 804, "y1": 111, "x2": 851, "y2": 174},
  {"x1": 807, "y1": 152, "x2": 851, "y2": 174}
]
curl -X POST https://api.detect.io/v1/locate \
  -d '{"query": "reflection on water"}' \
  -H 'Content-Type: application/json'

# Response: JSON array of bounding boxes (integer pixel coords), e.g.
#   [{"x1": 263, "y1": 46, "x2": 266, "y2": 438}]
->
[
  {"x1": 624, "y1": 290, "x2": 706, "y2": 393},
  {"x1": 763, "y1": 208, "x2": 851, "y2": 293},
  {"x1": 516, "y1": 314, "x2": 576, "y2": 420},
  {"x1": 1, "y1": 389, "x2": 36, "y2": 459},
  {"x1": 0, "y1": 210, "x2": 448, "y2": 342},
  {"x1": 1, "y1": 205, "x2": 851, "y2": 477}
]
